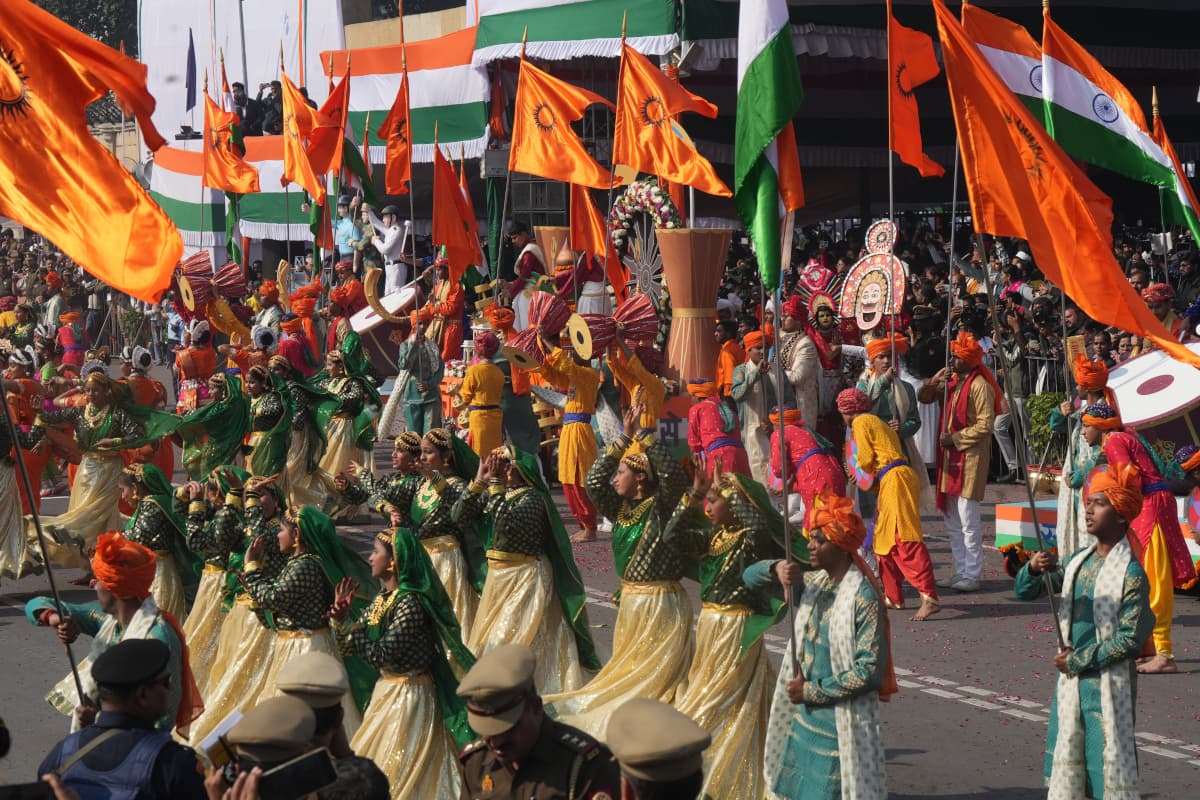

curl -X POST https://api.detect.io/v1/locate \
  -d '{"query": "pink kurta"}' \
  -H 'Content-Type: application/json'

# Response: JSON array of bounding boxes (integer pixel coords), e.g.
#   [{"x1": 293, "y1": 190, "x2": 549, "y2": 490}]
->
[{"x1": 687, "y1": 397, "x2": 750, "y2": 477}]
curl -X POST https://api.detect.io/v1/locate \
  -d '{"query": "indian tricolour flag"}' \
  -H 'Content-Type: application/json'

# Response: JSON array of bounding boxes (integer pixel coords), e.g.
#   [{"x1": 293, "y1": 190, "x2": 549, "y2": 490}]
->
[
  {"x1": 735, "y1": 0, "x2": 805, "y2": 291},
  {"x1": 1042, "y1": 11, "x2": 1200, "y2": 241},
  {"x1": 961, "y1": 3, "x2": 1045, "y2": 122}
]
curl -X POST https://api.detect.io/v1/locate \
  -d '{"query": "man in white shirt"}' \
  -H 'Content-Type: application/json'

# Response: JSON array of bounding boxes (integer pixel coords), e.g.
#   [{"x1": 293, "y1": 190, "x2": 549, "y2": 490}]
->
[{"x1": 362, "y1": 203, "x2": 406, "y2": 295}]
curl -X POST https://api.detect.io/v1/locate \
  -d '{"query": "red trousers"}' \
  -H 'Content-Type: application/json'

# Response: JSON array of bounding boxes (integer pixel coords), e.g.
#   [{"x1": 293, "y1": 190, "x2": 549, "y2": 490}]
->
[
  {"x1": 879, "y1": 539, "x2": 939, "y2": 603},
  {"x1": 562, "y1": 482, "x2": 597, "y2": 531}
]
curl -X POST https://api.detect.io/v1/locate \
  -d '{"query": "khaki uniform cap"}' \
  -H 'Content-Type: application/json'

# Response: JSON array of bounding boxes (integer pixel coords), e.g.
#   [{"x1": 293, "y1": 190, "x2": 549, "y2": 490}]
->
[
  {"x1": 606, "y1": 698, "x2": 711, "y2": 783},
  {"x1": 228, "y1": 696, "x2": 316, "y2": 765},
  {"x1": 455, "y1": 643, "x2": 536, "y2": 736},
  {"x1": 275, "y1": 651, "x2": 349, "y2": 709}
]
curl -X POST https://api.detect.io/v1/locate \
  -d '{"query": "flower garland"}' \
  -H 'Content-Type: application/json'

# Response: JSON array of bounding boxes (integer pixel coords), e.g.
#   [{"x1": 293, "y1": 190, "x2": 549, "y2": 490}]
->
[{"x1": 609, "y1": 178, "x2": 683, "y2": 249}]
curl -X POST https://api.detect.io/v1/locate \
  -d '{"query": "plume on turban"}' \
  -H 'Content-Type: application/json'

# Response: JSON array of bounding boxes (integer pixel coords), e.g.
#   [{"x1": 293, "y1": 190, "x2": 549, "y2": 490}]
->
[
  {"x1": 474, "y1": 331, "x2": 500, "y2": 359},
  {"x1": 1088, "y1": 462, "x2": 1143, "y2": 523},
  {"x1": 837, "y1": 387, "x2": 872, "y2": 415},
  {"x1": 92, "y1": 532, "x2": 156, "y2": 599},
  {"x1": 1141, "y1": 283, "x2": 1174, "y2": 304},
  {"x1": 1082, "y1": 401, "x2": 1122, "y2": 432},
  {"x1": 866, "y1": 333, "x2": 908, "y2": 362}
]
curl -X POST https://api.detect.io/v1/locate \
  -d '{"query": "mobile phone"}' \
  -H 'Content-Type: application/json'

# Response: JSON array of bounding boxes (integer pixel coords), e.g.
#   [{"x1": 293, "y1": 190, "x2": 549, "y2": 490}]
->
[
  {"x1": 0, "y1": 783, "x2": 54, "y2": 800},
  {"x1": 257, "y1": 747, "x2": 337, "y2": 799}
]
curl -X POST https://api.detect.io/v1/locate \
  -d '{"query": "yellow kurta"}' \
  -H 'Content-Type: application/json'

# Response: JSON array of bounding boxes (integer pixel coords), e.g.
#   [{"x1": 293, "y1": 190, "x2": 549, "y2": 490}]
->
[
  {"x1": 540, "y1": 349, "x2": 599, "y2": 486},
  {"x1": 941, "y1": 377, "x2": 994, "y2": 502},
  {"x1": 851, "y1": 413, "x2": 924, "y2": 555},
  {"x1": 607, "y1": 350, "x2": 665, "y2": 430},
  {"x1": 459, "y1": 362, "x2": 505, "y2": 457}
]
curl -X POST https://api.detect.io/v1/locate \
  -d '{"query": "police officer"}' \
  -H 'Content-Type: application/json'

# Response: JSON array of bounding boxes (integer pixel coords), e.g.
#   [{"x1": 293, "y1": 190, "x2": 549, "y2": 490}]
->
[
  {"x1": 457, "y1": 644, "x2": 621, "y2": 800},
  {"x1": 276, "y1": 651, "x2": 389, "y2": 800},
  {"x1": 606, "y1": 698, "x2": 711, "y2": 800},
  {"x1": 38, "y1": 639, "x2": 206, "y2": 800}
]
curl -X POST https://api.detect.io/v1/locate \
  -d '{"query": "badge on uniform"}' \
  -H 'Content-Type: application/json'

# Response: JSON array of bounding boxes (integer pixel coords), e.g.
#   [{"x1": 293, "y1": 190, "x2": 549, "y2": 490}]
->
[{"x1": 481, "y1": 774, "x2": 493, "y2": 791}]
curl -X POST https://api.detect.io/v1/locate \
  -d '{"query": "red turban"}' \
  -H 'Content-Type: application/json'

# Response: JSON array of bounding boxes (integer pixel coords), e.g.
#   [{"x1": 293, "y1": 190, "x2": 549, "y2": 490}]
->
[
  {"x1": 1088, "y1": 462, "x2": 1143, "y2": 523},
  {"x1": 92, "y1": 532, "x2": 156, "y2": 599},
  {"x1": 781, "y1": 295, "x2": 807, "y2": 323},
  {"x1": 743, "y1": 331, "x2": 764, "y2": 351},
  {"x1": 335, "y1": 259, "x2": 353, "y2": 273},
  {"x1": 258, "y1": 280, "x2": 280, "y2": 303},
  {"x1": 1141, "y1": 283, "x2": 1174, "y2": 304},
  {"x1": 866, "y1": 333, "x2": 908, "y2": 362},
  {"x1": 0, "y1": 296, "x2": 16, "y2": 311},
  {"x1": 950, "y1": 331, "x2": 983, "y2": 368},
  {"x1": 475, "y1": 330, "x2": 500, "y2": 359},
  {"x1": 45, "y1": 271, "x2": 62, "y2": 290},
  {"x1": 837, "y1": 387, "x2": 872, "y2": 415},
  {"x1": 687, "y1": 378, "x2": 716, "y2": 399},
  {"x1": 1073, "y1": 354, "x2": 1109, "y2": 393}
]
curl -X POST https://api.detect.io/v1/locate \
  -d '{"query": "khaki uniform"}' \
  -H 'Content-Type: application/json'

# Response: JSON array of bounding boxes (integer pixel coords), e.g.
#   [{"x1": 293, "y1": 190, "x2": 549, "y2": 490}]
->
[{"x1": 458, "y1": 717, "x2": 620, "y2": 800}]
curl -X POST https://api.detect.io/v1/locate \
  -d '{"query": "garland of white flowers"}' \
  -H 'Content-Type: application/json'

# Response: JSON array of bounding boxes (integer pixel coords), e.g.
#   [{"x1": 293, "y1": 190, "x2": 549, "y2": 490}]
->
[{"x1": 608, "y1": 178, "x2": 684, "y2": 249}]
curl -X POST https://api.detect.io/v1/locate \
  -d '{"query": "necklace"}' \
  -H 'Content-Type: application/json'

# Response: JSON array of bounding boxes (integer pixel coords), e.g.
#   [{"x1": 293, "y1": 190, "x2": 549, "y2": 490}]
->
[
  {"x1": 708, "y1": 526, "x2": 748, "y2": 557},
  {"x1": 83, "y1": 403, "x2": 109, "y2": 427},
  {"x1": 365, "y1": 590, "x2": 400, "y2": 627},
  {"x1": 616, "y1": 496, "x2": 654, "y2": 526},
  {"x1": 415, "y1": 480, "x2": 440, "y2": 512}
]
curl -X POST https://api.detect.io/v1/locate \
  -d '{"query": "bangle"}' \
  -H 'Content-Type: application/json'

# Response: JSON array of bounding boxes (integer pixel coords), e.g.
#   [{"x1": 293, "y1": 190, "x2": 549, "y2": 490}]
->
[
  {"x1": 468, "y1": 480, "x2": 487, "y2": 494},
  {"x1": 188, "y1": 501, "x2": 206, "y2": 514}
]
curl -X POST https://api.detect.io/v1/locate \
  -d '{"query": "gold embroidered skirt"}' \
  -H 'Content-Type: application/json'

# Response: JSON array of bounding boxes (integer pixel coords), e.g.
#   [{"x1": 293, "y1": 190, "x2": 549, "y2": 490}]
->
[
  {"x1": 349, "y1": 671, "x2": 461, "y2": 800},
  {"x1": 183, "y1": 566, "x2": 228, "y2": 696},
  {"x1": 281, "y1": 426, "x2": 330, "y2": 511},
  {"x1": 35, "y1": 453, "x2": 124, "y2": 569},
  {"x1": 423, "y1": 535, "x2": 479, "y2": 643},
  {"x1": 545, "y1": 580, "x2": 694, "y2": 737},
  {"x1": 150, "y1": 551, "x2": 187, "y2": 624},
  {"x1": 468, "y1": 552, "x2": 585, "y2": 695},
  {"x1": 187, "y1": 601, "x2": 274, "y2": 749},
  {"x1": 0, "y1": 463, "x2": 38, "y2": 579},
  {"x1": 261, "y1": 627, "x2": 363, "y2": 740},
  {"x1": 675, "y1": 603, "x2": 776, "y2": 800},
  {"x1": 318, "y1": 416, "x2": 367, "y2": 493}
]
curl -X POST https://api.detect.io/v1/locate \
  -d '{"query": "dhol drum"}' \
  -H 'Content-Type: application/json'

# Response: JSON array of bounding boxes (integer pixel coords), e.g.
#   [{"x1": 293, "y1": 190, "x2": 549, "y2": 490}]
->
[
  {"x1": 1108, "y1": 342, "x2": 1200, "y2": 457},
  {"x1": 350, "y1": 281, "x2": 425, "y2": 376}
]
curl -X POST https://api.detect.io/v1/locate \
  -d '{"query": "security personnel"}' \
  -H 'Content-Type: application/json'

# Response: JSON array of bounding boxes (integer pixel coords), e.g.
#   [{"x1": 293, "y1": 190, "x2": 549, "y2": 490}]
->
[
  {"x1": 457, "y1": 644, "x2": 621, "y2": 800},
  {"x1": 605, "y1": 699, "x2": 711, "y2": 800},
  {"x1": 38, "y1": 639, "x2": 206, "y2": 800},
  {"x1": 276, "y1": 651, "x2": 389, "y2": 800}
]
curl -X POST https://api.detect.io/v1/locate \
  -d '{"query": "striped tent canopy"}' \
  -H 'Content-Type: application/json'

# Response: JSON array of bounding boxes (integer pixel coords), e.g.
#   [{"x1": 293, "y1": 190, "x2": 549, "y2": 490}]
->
[{"x1": 322, "y1": 26, "x2": 491, "y2": 163}]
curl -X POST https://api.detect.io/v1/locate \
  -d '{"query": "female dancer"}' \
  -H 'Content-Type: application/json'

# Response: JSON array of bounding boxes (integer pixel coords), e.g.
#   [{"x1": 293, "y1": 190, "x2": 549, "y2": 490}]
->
[{"x1": 119, "y1": 463, "x2": 198, "y2": 622}]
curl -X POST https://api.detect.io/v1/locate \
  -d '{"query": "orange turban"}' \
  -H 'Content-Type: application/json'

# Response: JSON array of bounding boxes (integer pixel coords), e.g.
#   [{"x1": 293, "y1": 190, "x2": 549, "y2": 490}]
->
[
  {"x1": 329, "y1": 284, "x2": 353, "y2": 310},
  {"x1": 92, "y1": 532, "x2": 157, "y2": 599},
  {"x1": 1088, "y1": 462, "x2": 1143, "y2": 523},
  {"x1": 258, "y1": 280, "x2": 280, "y2": 303},
  {"x1": 1073, "y1": 354, "x2": 1109, "y2": 393},
  {"x1": 866, "y1": 333, "x2": 908, "y2": 362},
  {"x1": 45, "y1": 271, "x2": 62, "y2": 290},
  {"x1": 808, "y1": 490, "x2": 867, "y2": 553},
  {"x1": 59, "y1": 311, "x2": 81, "y2": 325},
  {"x1": 743, "y1": 331, "x2": 764, "y2": 351},
  {"x1": 687, "y1": 378, "x2": 716, "y2": 399},
  {"x1": 290, "y1": 296, "x2": 317, "y2": 318},
  {"x1": 769, "y1": 406, "x2": 804, "y2": 427},
  {"x1": 486, "y1": 306, "x2": 516, "y2": 335},
  {"x1": 1081, "y1": 401, "x2": 1122, "y2": 432},
  {"x1": 280, "y1": 316, "x2": 304, "y2": 336},
  {"x1": 950, "y1": 331, "x2": 983, "y2": 367}
]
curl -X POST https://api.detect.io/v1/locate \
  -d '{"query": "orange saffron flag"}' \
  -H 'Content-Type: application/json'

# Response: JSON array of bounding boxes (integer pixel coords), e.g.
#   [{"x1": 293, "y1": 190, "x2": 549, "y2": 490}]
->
[
  {"x1": 888, "y1": 0, "x2": 945, "y2": 178},
  {"x1": 458, "y1": 154, "x2": 482, "y2": 266},
  {"x1": 203, "y1": 94, "x2": 260, "y2": 194},
  {"x1": 306, "y1": 73, "x2": 350, "y2": 177},
  {"x1": 377, "y1": 71, "x2": 412, "y2": 195},
  {"x1": 0, "y1": 0, "x2": 181, "y2": 303},
  {"x1": 931, "y1": 0, "x2": 1200, "y2": 369},
  {"x1": 509, "y1": 58, "x2": 613, "y2": 189},
  {"x1": 280, "y1": 72, "x2": 333, "y2": 204},
  {"x1": 613, "y1": 44, "x2": 731, "y2": 197},
  {"x1": 570, "y1": 183, "x2": 628, "y2": 305},
  {"x1": 776, "y1": 122, "x2": 806, "y2": 212},
  {"x1": 433, "y1": 146, "x2": 478, "y2": 282}
]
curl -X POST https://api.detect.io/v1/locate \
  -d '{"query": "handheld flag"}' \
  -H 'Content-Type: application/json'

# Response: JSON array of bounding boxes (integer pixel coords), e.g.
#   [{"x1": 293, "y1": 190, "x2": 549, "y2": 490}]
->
[
  {"x1": 888, "y1": 1, "x2": 944, "y2": 177},
  {"x1": 613, "y1": 44, "x2": 730, "y2": 197},
  {"x1": 203, "y1": 94, "x2": 260, "y2": 194},
  {"x1": 1151, "y1": 90, "x2": 1200, "y2": 243},
  {"x1": 433, "y1": 145, "x2": 479, "y2": 281},
  {"x1": 0, "y1": 0, "x2": 182, "y2": 303},
  {"x1": 931, "y1": 0, "x2": 1200, "y2": 370},
  {"x1": 306, "y1": 72, "x2": 350, "y2": 176},
  {"x1": 377, "y1": 71, "x2": 412, "y2": 194},
  {"x1": 570, "y1": 183, "x2": 629, "y2": 305},
  {"x1": 280, "y1": 72, "x2": 334, "y2": 204}
]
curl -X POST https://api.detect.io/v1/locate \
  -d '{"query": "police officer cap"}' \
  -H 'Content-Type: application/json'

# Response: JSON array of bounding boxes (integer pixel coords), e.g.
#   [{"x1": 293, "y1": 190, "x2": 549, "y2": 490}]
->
[
  {"x1": 91, "y1": 639, "x2": 170, "y2": 687},
  {"x1": 606, "y1": 698, "x2": 711, "y2": 783},
  {"x1": 455, "y1": 643, "x2": 536, "y2": 736},
  {"x1": 379, "y1": 205, "x2": 400, "y2": 217},
  {"x1": 276, "y1": 651, "x2": 348, "y2": 709},
  {"x1": 228, "y1": 696, "x2": 316, "y2": 765}
]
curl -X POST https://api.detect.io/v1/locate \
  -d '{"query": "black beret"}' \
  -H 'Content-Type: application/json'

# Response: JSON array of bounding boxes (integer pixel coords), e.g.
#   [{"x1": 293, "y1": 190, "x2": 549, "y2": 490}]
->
[{"x1": 92, "y1": 639, "x2": 170, "y2": 687}]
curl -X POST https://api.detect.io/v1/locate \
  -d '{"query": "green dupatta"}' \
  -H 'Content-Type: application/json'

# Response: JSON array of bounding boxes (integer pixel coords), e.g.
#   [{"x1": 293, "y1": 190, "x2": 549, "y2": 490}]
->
[
  {"x1": 177, "y1": 374, "x2": 251, "y2": 480},
  {"x1": 128, "y1": 463, "x2": 203, "y2": 604},
  {"x1": 447, "y1": 435, "x2": 486, "y2": 591},
  {"x1": 249, "y1": 373, "x2": 294, "y2": 477},
  {"x1": 296, "y1": 507, "x2": 380, "y2": 710},
  {"x1": 389, "y1": 529, "x2": 476, "y2": 748},
  {"x1": 508, "y1": 446, "x2": 601, "y2": 670},
  {"x1": 288, "y1": 379, "x2": 340, "y2": 472},
  {"x1": 310, "y1": 332, "x2": 383, "y2": 452}
]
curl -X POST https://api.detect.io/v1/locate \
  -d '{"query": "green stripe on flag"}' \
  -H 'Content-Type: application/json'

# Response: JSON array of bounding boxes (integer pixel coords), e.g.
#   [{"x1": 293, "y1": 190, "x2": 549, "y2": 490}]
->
[
  {"x1": 737, "y1": 157, "x2": 785, "y2": 291},
  {"x1": 349, "y1": 104, "x2": 487, "y2": 148},
  {"x1": 1044, "y1": 105, "x2": 1175, "y2": 188},
  {"x1": 150, "y1": 192, "x2": 225, "y2": 234}
]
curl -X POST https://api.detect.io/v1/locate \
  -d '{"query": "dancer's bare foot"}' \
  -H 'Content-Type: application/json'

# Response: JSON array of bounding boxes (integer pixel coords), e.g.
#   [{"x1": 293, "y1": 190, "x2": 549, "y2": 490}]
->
[
  {"x1": 1137, "y1": 654, "x2": 1178, "y2": 674},
  {"x1": 911, "y1": 597, "x2": 942, "y2": 621},
  {"x1": 570, "y1": 528, "x2": 597, "y2": 543}
]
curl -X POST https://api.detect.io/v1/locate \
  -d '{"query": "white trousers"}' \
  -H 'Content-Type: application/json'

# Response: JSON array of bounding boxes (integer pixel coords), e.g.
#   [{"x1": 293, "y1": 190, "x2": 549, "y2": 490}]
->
[
  {"x1": 944, "y1": 495, "x2": 983, "y2": 580},
  {"x1": 383, "y1": 260, "x2": 407, "y2": 296}
]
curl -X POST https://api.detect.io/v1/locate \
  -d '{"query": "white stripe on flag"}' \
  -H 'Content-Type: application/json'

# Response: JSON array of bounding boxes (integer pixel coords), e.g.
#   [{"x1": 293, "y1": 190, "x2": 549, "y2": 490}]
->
[
  {"x1": 348, "y1": 64, "x2": 489, "y2": 112},
  {"x1": 976, "y1": 44, "x2": 1041, "y2": 100}
]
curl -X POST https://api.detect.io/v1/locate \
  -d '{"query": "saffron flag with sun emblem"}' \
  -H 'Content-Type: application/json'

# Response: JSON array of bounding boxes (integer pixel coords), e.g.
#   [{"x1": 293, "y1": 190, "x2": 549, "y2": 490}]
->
[
  {"x1": 280, "y1": 71, "x2": 333, "y2": 204},
  {"x1": 613, "y1": 43, "x2": 730, "y2": 196},
  {"x1": 377, "y1": 70, "x2": 412, "y2": 195},
  {"x1": 932, "y1": 0, "x2": 1200, "y2": 370},
  {"x1": 888, "y1": 1, "x2": 944, "y2": 178},
  {"x1": 508, "y1": 57, "x2": 613, "y2": 189},
  {"x1": 433, "y1": 145, "x2": 479, "y2": 281},
  {"x1": 202, "y1": 93, "x2": 260, "y2": 194},
  {"x1": 0, "y1": 0, "x2": 181, "y2": 303},
  {"x1": 305, "y1": 71, "x2": 350, "y2": 177}
]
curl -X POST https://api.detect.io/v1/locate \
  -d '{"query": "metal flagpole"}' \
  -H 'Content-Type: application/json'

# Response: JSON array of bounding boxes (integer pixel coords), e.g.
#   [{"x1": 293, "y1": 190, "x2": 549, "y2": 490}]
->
[
  {"x1": 978, "y1": 233, "x2": 1065, "y2": 648},
  {"x1": 0, "y1": 388, "x2": 84, "y2": 699},
  {"x1": 886, "y1": 0, "x2": 895, "y2": 226},
  {"x1": 772, "y1": 209, "x2": 800, "y2": 673},
  {"x1": 598, "y1": 16, "x2": 628, "y2": 306},
  {"x1": 943, "y1": 142, "x2": 961, "y2": 409}
]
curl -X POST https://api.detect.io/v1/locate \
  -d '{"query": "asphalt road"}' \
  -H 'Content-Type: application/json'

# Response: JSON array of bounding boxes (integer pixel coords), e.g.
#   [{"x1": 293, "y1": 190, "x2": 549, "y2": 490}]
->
[{"x1": 1, "y1": 447, "x2": 1197, "y2": 795}]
